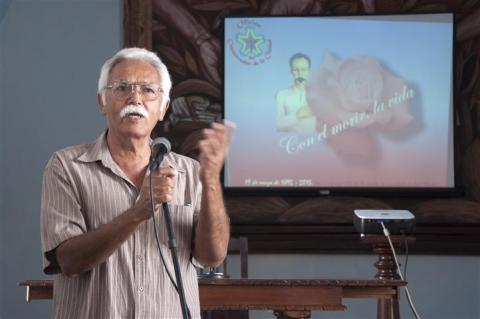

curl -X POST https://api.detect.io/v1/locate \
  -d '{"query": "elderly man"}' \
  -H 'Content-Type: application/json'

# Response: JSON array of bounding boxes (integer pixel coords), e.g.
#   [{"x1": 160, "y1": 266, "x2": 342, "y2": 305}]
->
[
  {"x1": 41, "y1": 47, "x2": 231, "y2": 318},
  {"x1": 276, "y1": 53, "x2": 316, "y2": 133}
]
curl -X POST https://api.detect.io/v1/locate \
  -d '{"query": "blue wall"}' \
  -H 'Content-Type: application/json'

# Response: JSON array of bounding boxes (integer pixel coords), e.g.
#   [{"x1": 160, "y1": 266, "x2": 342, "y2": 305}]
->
[
  {"x1": 0, "y1": 1, "x2": 479, "y2": 318},
  {"x1": 0, "y1": 1, "x2": 121, "y2": 317}
]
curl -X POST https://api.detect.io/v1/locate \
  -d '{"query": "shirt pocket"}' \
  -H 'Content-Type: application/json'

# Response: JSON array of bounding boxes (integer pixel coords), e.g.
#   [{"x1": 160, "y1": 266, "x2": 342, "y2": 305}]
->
[
  {"x1": 157, "y1": 204, "x2": 194, "y2": 249},
  {"x1": 161, "y1": 166, "x2": 189, "y2": 207}
]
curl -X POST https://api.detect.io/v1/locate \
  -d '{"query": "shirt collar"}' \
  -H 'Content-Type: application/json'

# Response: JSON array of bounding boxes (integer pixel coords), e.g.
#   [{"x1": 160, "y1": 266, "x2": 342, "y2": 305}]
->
[{"x1": 77, "y1": 131, "x2": 113, "y2": 166}]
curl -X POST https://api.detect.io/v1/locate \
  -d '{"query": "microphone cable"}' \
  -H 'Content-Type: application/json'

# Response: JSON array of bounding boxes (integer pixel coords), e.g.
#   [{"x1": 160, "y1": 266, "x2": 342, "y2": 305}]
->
[
  {"x1": 149, "y1": 172, "x2": 192, "y2": 319},
  {"x1": 402, "y1": 234, "x2": 409, "y2": 281},
  {"x1": 380, "y1": 221, "x2": 421, "y2": 319}
]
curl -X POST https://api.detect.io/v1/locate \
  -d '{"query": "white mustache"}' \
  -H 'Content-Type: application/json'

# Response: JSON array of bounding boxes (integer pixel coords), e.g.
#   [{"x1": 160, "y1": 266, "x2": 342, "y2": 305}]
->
[{"x1": 119, "y1": 104, "x2": 149, "y2": 119}]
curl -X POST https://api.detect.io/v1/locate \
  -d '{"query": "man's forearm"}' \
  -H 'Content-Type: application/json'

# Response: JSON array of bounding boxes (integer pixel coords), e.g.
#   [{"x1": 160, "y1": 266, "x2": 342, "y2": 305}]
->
[
  {"x1": 56, "y1": 207, "x2": 144, "y2": 276},
  {"x1": 194, "y1": 177, "x2": 229, "y2": 267}
]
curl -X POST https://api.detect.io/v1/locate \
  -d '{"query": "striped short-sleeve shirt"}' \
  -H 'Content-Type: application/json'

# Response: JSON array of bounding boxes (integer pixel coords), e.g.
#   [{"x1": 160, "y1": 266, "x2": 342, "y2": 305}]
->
[{"x1": 41, "y1": 132, "x2": 203, "y2": 319}]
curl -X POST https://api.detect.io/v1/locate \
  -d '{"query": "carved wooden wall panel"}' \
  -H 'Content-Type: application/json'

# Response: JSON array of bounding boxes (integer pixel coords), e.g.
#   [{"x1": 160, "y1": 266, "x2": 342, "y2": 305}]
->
[{"x1": 125, "y1": 0, "x2": 480, "y2": 253}]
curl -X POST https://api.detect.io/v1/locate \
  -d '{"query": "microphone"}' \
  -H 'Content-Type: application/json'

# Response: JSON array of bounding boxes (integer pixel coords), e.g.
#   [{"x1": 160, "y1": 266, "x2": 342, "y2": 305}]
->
[{"x1": 149, "y1": 137, "x2": 171, "y2": 171}]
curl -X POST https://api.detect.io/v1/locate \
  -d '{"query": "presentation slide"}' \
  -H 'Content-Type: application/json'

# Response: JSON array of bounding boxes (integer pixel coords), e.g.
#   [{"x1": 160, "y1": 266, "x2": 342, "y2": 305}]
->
[{"x1": 224, "y1": 13, "x2": 454, "y2": 189}]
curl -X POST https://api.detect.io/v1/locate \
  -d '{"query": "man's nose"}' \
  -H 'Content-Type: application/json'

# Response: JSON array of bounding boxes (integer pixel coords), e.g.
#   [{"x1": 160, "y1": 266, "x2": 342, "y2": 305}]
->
[{"x1": 127, "y1": 85, "x2": 143, "y2": 103}]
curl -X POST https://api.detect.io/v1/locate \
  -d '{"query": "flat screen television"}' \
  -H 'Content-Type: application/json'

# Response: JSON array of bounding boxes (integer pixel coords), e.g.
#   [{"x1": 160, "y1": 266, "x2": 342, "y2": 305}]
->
[{"x1": 223, "y1": 13, "x2": 455, "y2": 194}]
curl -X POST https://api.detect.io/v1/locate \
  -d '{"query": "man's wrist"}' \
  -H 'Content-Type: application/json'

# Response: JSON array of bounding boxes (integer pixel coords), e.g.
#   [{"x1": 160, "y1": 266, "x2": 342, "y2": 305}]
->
[
  {"x1": 128, "y1": 204, "x2": 151, "y2": 223},
  {"x1": 200, "y1": 173, "x2": 221, "y2": 191}
]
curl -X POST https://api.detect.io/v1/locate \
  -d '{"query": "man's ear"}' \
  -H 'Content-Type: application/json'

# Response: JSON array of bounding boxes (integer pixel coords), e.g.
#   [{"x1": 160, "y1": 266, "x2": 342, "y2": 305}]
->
[
  {"x1": 97, "y1": 93, "x2": 106, "y2": 115},
  {"x1": 158, "y1": 99, "x2": 170, "y2": 121}
]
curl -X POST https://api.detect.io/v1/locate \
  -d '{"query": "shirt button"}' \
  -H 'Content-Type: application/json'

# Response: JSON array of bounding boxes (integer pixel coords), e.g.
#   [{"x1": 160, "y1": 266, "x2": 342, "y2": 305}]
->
[
  {"x1": 137, "y1": 255, "x2": 143, "y2": 261},
  {"x1": 138, "y1": 286, "x2": 144, "y2": 292}
]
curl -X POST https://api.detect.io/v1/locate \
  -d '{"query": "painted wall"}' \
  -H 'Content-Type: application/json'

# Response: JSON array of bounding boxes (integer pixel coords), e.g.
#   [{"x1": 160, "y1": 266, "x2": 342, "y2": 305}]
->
[
  {"x1": 0, "y1": 1, "x2": 478, "y2": 318},
  {"x1": 0, "y1": 1, "x2": 121, "y2": 318}
]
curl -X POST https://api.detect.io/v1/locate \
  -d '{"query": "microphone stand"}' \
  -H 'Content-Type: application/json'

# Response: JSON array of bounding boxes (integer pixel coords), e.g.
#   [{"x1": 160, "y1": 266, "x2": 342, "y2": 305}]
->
[
  {"x1": 162, "y1": 202, "x2": 190, "y2": 319},
  {"x1": 149, "y1": 149, "x2": 190, "y2": 319}
]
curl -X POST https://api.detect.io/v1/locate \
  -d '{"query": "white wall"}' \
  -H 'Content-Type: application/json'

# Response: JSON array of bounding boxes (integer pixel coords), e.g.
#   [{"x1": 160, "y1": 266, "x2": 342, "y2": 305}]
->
[{"x1": 0, "y1": 1, "x2": 479, "y2": 319}]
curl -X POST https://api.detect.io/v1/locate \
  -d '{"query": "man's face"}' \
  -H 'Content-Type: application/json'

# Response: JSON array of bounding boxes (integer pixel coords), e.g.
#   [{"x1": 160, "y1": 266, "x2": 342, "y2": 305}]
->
[
  {"x1": 98, "y1": 59, "x2": 169, "y2": 140},
  {"x1": 291, "y1": 57, "x2": 310, "y2": 85}
]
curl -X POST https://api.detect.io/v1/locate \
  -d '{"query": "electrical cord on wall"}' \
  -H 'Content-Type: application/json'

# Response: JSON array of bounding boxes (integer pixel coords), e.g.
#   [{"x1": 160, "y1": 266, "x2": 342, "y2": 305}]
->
[{"x1": 380, "y1": 221, "x2": 421, "y2": 319}]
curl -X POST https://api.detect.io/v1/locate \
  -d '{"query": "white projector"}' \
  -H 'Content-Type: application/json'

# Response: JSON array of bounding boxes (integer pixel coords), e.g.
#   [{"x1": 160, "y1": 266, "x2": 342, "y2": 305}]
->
[{"x1": 353, "y1": 209, "x2": 415, "y2": 235}]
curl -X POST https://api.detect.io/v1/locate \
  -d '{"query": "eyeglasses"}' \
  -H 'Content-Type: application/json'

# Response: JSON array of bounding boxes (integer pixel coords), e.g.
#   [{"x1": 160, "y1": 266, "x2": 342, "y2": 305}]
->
[{"x1": 105, "y1": 80, "x2": 164, "y2": 101}]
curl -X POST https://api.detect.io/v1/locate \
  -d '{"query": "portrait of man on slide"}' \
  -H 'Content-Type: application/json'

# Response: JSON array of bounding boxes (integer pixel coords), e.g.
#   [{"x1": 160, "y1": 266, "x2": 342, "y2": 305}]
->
[{"x1": 275, "y1": 53, "x2": 316, "y2": 133}]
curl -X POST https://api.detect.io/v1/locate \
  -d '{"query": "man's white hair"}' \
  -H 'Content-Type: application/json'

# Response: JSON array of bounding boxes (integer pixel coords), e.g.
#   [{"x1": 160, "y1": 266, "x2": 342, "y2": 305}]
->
[{"x1": 97, "y1": 47, "x2": 172, "y2": 104}]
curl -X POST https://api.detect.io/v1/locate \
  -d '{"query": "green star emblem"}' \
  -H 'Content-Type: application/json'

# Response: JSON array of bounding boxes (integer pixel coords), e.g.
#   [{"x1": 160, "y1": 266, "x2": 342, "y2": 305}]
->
[{"x1": 238, "y1": 28, "x2": 265, "y2": 58}]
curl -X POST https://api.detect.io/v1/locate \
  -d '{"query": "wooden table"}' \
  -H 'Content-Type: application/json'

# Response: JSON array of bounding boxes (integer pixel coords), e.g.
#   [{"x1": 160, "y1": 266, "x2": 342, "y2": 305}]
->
[{"x1": 19, "y1": 278, "x2": 405, "y2": 319}]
